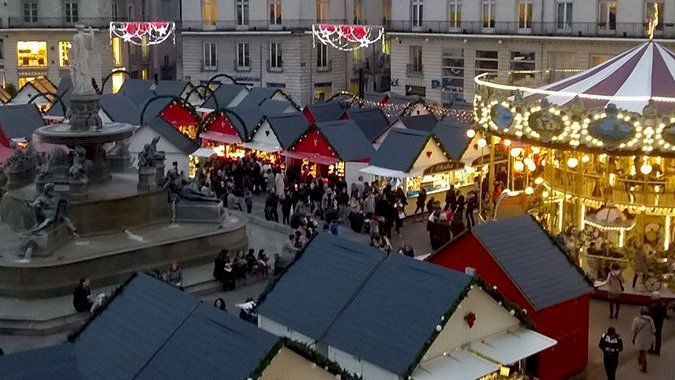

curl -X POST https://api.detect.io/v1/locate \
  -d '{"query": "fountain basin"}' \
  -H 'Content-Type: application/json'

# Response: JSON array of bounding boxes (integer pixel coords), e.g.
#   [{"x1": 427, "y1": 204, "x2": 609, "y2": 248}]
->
[{"x1": 35, "y1": 122, "x2": 135, "y2": 146}]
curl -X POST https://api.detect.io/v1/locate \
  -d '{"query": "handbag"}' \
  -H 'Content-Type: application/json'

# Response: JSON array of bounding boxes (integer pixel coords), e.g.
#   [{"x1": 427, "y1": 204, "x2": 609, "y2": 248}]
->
[{"x1": 398, "y1": 211, "x2": 406, "y2": 219}]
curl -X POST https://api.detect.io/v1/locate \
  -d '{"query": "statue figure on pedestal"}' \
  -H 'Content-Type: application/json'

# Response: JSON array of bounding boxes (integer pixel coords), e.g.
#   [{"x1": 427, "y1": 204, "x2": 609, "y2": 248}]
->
[
  {"x1": 138, "y1": 144, "x2": 155, "y2": 168},
  {"x1": 28, "y1": 183, "x2": 62, "y2": 234},
  {"x1": 68, "y1": 146, "x2": 88, "y2": 181},
  {"x1": 70, "y1": 25, "x2": 96, "y2": 95}
]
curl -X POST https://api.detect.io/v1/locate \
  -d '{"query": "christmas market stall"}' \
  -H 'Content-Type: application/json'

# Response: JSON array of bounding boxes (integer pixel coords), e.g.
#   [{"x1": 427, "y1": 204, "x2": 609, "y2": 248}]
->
[
  {"x1": 473, "y1": 38, "x2": 675, "y2": 293},
  {"x1": 9, "y1": 77, "x2": 57, "y2": 112},
  {"x1": 257, "y1": 234, "x2": 557, "y2": 380},
  {"x1": 427, "y1": 215, "x2": 592, "y2": 380},
  {"x1": 196, "y1": 83, "x2": 249, "y2": 113},
  {"x1": 0, "y1": 87, "x2": 10, "y2": 104},
  {"x1": 284, "y1": 119, "x2": 374, "y2": 184},
  {"x1": 43, "y1": 77, "x2": 72, "y2": 123},
  {"x1": 373, "y1": 114, "x2": 439, "y2": 148},
  {"x1": 242, "y1": 113, "x2": 310, "y2": 169},
  {"x1": 341, "y1": 107, "x2": 391, "y2": 145},
  {"x1": 303, "y1": 101, "x2": 349, "y2": 124}
]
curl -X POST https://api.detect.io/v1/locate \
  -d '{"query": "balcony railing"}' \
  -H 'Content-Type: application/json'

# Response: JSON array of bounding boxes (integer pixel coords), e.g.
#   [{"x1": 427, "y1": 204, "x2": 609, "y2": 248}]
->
[
  {"x1": 182, "y1": 19, "x2": 346, "y2": 32},
  {"x1": 387, "y1": 20, "x2": 674, "y2": 39},
  {"x1": 5, "y1": 17, "x2": 114, "y2": 28}
]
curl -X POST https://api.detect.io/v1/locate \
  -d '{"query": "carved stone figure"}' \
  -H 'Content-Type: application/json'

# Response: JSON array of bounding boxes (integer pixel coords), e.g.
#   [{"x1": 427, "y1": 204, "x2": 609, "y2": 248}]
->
[
  {"x1": 28, "y1": 183, "x2": 61, "y2": 234},
  {"x1": 68, "y1": 146, "x2": 88, "y2": 181},
  {"x1": 149, "y1": 136, "x2": 166, "y2": 162},
  {"x1": 70, "y1": 25, "x2": 96, "y2": 95},
  {"x1": 138, "y1": 144, "x2": 155, "y2": 168}
]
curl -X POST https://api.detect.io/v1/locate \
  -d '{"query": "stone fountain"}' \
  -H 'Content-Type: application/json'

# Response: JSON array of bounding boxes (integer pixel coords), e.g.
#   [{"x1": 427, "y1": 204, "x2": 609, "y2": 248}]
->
[{"x1": 0, "y1": 27, "x2": 247, "y2": 298}]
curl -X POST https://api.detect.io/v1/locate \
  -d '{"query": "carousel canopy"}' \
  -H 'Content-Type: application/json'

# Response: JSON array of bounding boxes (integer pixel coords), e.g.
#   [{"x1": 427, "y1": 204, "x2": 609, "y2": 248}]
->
[{"x1": 525, "y1": 41, "x2": 675, "y2": 113}]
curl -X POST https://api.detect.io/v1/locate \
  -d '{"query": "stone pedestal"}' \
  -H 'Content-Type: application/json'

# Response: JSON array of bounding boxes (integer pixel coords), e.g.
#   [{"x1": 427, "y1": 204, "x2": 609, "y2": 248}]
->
[
  {"x1": 154, "y1": 161, "x2": 166, "y2": 187},
  {"x1": 137, "y1": 167, "x2": 158, "y2": 192},
  {"x1": 69, "y1": 93, "x2": 102, "y2": 131},
  {"x1": 7, "y1": 166, "x2": 34, "y2": 190},
  {"x1": 107, "y1": 155, "x2": 132, "y2": 173},
  {"x1": 21, "y1": 223, "x2": 72, "y2": 257},
  {"x1": 69, "y1": 179, "x2": 88, "y2": 201}
]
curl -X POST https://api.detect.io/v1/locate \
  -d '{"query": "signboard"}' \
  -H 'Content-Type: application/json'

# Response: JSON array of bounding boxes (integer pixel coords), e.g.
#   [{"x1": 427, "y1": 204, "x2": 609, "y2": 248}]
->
[{"x1": 423, "y1": 161, "x2": 465, "y2": 175}]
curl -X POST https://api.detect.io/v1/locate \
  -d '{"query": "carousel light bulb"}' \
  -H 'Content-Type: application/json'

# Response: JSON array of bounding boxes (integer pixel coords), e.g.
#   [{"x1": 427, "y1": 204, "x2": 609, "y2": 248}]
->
[
  {"x1": 567, "y1": 157, "x2": 579, "y2": 168},
  {"x1": 581, "y1": 155, "x2": 590, "y2": 163},
  {"x1": 640, "y1": 163, "x2": 653, "y2": 175},
  {"x1": 542, "y1": 190, "x2": 550, "y2": 198},
  {"x1": 531, "y1": 146, "x2": 540, "y2": 154},
  {"x1": 534, "y1": 177, "x2": 544, "y2": 185},
  {"x1": 477, "y1": 138, "x2": 487, "y2": 148},
  {"x1": 466, "y1": 129, "x2": 476, "y2": 138},
  {"x1": 525, "y1": 186, "x2": 534, "y2": 195},
  {"x1": 510, "y1": 147, "x2": 523, "y2": 157},
  {"x1": 513, "y1": 161, "x2": 525, "y2": 172},
  {"x1": 527, "y1": 162, "x2": 537, "y2": 172},
  {"x1": 503, "y1": 139, "x2": 512, "y2": 147}
]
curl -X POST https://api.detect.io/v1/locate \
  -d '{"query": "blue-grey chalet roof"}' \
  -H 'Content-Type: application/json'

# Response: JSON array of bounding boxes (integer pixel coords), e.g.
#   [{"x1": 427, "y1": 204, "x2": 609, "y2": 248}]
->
[
  {"x1": 139, "y1": 97, "x2": 173, "y2": 124},
  {"x1": 323, "y1": 253, "x2": 471, "y2": 376},
  {"x1": 46, "y1": 76, "x2": 73, "y2": 117},
  {"x1": 398, "y1": 114, "x2": 438, "y2": 132},
  {"x1": 370, "y1": 128, "x2": 431, "y2": 172},
  {"x1": 345, "y1": 107, "x2": 391, "y2": 142},
  {"x1": 363, "y1": 91, "x2": 388, "y2": 104},
  {"x1": 305, "y1": 102, "x2": 346, "y2": 123},
  {"x1": 388, "y1": 93, "x2": 422, "y2": 105},
  {"x1": 202, "y1": 84, "x2": 248, "y2": 109},
  {"x1": 146, "y1": 117, "x2": 199, "y2": 154},
  {"x1": 0, "y1": 343, "x2": 83, "y2": 380},
  {"x1": 71, "y1": 273, "x2": 279, "y2": 379},
  {"x1": 472, "y1": 215, "x2": 592, "y2": 310},
  {"x1": 315, "y1": 120, "x2": 375, "y2": 161},
  {"x1": 257, "y1": 234, "x2": 472, "y2": 377},
  {"x1": 237, "y1": 87, "x2": 286, "y2": 108},
  {"x1": 257, "y1": 234, "x2": 387, "y2": 340},
  {"x1": 99, "y1": 94, "x2": 141, "y2": 125},
  {"x1": 265, "y1": 113, "x2": 311, "y2": 149},
  {"x1": 432, "y1": 121, "x2": 472, "y2": 162},
  {"x1": 120, "y1": 79, "x2": 189, "y2": 106},
  {"x1": 231, "y1": 99, "x2": 296, "y2": 140},
  {"x1": 0, "y1": 104, "x2": 45, "y2": 139}
]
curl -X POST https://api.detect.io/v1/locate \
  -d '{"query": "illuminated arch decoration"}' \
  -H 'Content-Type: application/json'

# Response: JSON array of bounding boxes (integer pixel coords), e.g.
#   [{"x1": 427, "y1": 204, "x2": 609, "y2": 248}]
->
[
  {"x1": 109, "y1": 22, "x2": 176, "y2": 46},
  {"x1": 311, "y1": 24, "x2": 384, "y2": 51}
]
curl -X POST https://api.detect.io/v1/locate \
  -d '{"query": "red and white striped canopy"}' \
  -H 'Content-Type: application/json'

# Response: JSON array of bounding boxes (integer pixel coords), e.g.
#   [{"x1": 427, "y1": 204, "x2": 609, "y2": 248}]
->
[{"x1": 525, "y1": 41, "x2": 675, "y2": 113}]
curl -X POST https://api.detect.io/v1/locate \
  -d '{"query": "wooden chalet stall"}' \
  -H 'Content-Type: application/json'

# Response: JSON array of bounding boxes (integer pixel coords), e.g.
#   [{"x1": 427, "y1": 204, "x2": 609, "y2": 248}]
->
[{"x1": 428, "y1": 215, "x2": 593, "y2": 380}]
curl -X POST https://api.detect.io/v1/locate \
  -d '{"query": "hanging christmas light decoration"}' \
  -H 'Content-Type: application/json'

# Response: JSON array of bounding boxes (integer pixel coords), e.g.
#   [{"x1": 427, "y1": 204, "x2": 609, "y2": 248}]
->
[
  {"x1": 312, "y1": 24, "x2": 384, "y2": 51},
  {"x1": 109, "y1": 21, "x2": 176, "y2": 46}
]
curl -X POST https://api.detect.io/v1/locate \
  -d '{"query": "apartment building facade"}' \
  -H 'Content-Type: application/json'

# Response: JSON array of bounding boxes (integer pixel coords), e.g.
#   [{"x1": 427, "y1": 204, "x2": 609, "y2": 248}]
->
[
  {"x1": 389, "y1": 0, "x2": 675, "y2": 106},
  {"x1": 179, "y1": 0, "x2": 390, "y2": 105}
]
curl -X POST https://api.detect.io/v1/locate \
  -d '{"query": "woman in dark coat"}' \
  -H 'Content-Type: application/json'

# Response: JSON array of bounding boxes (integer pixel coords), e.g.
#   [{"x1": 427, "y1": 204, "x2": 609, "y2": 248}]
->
[{"x1": 213, "y1": 249, "x2": 227, "y2": 282}]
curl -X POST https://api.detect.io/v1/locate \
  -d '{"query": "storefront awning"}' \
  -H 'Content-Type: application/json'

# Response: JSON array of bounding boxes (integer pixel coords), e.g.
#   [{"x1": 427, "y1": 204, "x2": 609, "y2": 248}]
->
[
  {"x1": 470, "y1": 328, "x2": 557, "y2": 365},
  {"x1": 199, "y1": 131, "x2": 242, "y2": 145},
  {"x1": 281, "y1": 151, "x2": 339, "y2": 166},
  {"x1": 242, "y1": 140, "x2": 282, "y2": 153},
  {"x1": 191, "y1": 147, "x2": 217, "y2": 158},
  {"x1": 359, "y1": 165, "x2": 423, "y2": 178},
  {"x1": 413, "y1": 350, "x2": 499, "y2": 380}
]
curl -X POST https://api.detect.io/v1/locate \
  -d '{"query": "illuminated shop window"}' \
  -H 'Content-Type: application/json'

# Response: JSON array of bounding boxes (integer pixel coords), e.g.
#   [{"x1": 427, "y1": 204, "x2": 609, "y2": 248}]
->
[
  {"x1": 59, "y1": 41, "x2": 72, "y2": 67},
  {"x1": 17, "y1": 41, "x2": 47, "y2": 67}
]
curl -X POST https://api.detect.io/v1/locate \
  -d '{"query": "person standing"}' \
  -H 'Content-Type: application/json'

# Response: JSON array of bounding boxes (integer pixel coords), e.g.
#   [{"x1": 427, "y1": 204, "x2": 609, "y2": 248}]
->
[
  {"x1": 414, "y1": 188, "x2": 427, "y2": 222},
  {"x1": 465, "y1": 192, "x2": 477, "y2": 227},
  {"x1": 73, "y1": 277, "x2": 93, "y2": 312},
  {"x1": 605, "y1": 263, "x2": 625, "y2": 319},
  {"x1": 632, "y1": 244, "x2": 649, "y2": 289},
  {"x1": 631, "y1": 306, "x2": 656, "y2": 373},
  {"x1": 648, "y1": 291, "x2": 668, "y2": 355},
  {"x1": 444, "y1": 186, "x2": 456, "y2": 211},
  {"x1": 599, "y1": 327, "x2": 623, "y2": 380}
]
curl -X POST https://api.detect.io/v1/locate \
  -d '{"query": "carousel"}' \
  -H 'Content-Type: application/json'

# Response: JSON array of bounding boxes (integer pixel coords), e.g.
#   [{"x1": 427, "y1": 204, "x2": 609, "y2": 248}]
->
[{"x1": 471, "y1": 21, "x2": 675, "y2": 295}]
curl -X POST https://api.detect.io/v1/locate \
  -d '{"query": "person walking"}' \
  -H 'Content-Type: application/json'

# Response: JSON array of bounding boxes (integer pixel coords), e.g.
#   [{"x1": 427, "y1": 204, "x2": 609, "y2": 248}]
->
[
  {"x1": 599, "y1": 327, "x2": 623, "y2": 380},
  {"x1": 414, "y1": 188, "x2": 427, "y2": 222},
  {"x1": 632, "y1": 244, "x2": 649, "y2": 289},
  {"x1": 465, "y1": 191, "x2": 477, "y2": 227},
  {"x1": 648, "y1": 291, "x2": 668, "y2": 355},
  {"x1": 605, "y1": 263, "x2": 625, "y2": 319},
  {"x1": 631, "y1": 306, "x2": 656, "y2": 373}
]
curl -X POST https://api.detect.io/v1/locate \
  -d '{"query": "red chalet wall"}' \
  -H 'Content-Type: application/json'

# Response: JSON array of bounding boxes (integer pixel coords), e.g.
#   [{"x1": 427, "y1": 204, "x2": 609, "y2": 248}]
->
[
  {"x1": 303, "y1": 108, "x2": 317, "y2": 125},
  {"x1": 161, "y1": 103, "x2": 198, "y2": 130},
  {"x1": 290, "y1": 127, "x2": 337, "y2": 159},
  {"x1": 206, "y1": 113, "x2": 239, "y2": 136},
  {"x1": 429, "y1": 233, "x2": 589, "y2": 380}
]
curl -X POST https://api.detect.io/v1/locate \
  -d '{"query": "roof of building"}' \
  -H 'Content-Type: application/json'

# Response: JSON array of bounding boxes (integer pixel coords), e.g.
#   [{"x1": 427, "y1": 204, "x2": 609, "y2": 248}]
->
[
  {"x1": 0, "y1": 104, "x2": 46, "y2": 139},
  {"x1": 265, "y1": 113, "x2": 311, "y2": 149},
  {"x1": 202, "y1": 84, "x2": 248, "y2": 109},
  {"x1": 388, "y1": 93, "x2": 422, "y2": 105},
  {"x1": 432, "y1": 121, "x2": 473, "y2": 162},
  {"x1": 398, "y1": 114, "x2": 439, "y2": 132},
  {"x1": 257, "y1": 234, "x2": 473, "y2": 377},
  {"x1": 146, "y1": 117, "x2": 200, "y2": 154},
  {"x1": 470, "y1": 215, "x2": 592, "y2": 310},
  {"x1": 0, "y1": 343, "x2": 83, "y2": 380},
  {"x1": 315, "y1": 120, "x2": 375, "y2": 161},
  {"x1": 230, "y1": 99, "x2": 296, "y2": 140},
  {"x1": 46, "y1": 77, "x2": 73, "y2": 117},
  {"x1": 120, "y1": 79, "x2": 189, "y2": 106},
  {"x1": 305, "y1": 102, "x2": 347, "y2": 123},
  {"x1": 70, "y1": 273, "x2": 279, "y2": 379},
  {"x1": 344, "y1": 107, "x2": 391, "y2": 142},
  {"x1": 370, "y1": 128, "x2": 432, "y2": 172},
  {"x1": 363, "y1": 91, "x2": 388, "y2": 104},
  {"x1": 237, "y1": 87, "x2": 292, "y2": 108},
  {"x1": 99, "y1": 94, "x2": 141, "y2": 125}
]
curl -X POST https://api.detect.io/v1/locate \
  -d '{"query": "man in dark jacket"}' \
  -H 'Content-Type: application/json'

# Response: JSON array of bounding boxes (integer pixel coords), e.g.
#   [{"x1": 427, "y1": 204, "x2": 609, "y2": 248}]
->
[
  {"x1": 649, "y1": 291, "x2": 668, "y2": 355},
  {"x1": 599, "y1": 327, "x2": 623, "y2": 380},
  {"x1": 73, "y1": 277, "x2": 93, "y2": 312}
]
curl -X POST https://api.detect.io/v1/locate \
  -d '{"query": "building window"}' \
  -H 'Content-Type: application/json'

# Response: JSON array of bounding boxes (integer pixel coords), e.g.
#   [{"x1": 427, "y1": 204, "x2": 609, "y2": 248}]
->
[
  {"x1": 598, "y1": 0, "x2": 617, "y2": 31},
  {"x1": 316, "y1": 0, "x2": 328, "y2": 22},
  {"x1": 112, "y1": 37, "x2": 122, "y2": 66},
  {"x1": 556, "y1": 1, "x2": 573, "y2": 29},
  {"x1": 411, "y1": 0, "x2": 423, "y2": 28},
  {"x1": 646, "y1": 2, "x2": 664, "y2": 32},
  {"x1": 448, "y1": 0, "x2": 461, "y2": 29},
  {"x1": 408, "y1": 45, "x2": 423, "y2": 74},
  {"x1": 202, "y1": 0, "x2": 217, "y2": 26},
  {"x1": 269, "y1": 42, "x2": 282, "y2": 70},
  {"x1": 23, "y1": 1, "x2": 38, "y2": 23},
  {"x1": 202, "y1": 42, "x2": 217, "y2": 70},
  {"x1": 317, "y1": 43, "x2": 328, "y2": 69},
  {"x1": 510, "y1": 51, "x2": 535, "y2": 81},
  {"x1": 353, "y1": 0, "x2": 363, "y2": 24},
  {"x1": 269, "y1": 0, "x2": 282, "y2": 25},
  {"x1": 482, "y1": 0, "x2": 496, "y2": 29},
  {"x1": 17, "y1": 41, "x2": 47, "y2": 67},
  {"x1": 59, "y1": 41, "x2": 71, "y2": 67},
  {"x1": 236, "y1": 0, "x2": 249, "y2": 26},
  {"x1": 64, "y1": 1, "x2": 79, "y2": 23},
  {"x1": 236, "y1": 42, "x2": 250, "y2": 69},
  {"x1": 441, "y1": 48, "x2": 464, "y2": 104},
  {"x1": 112, "y1": 0, "x2": 119, "y2": 19},
  {"x1": 590, "y1": 54, "x2": 612, "y2": 66},
  {"x1": 475, "y1": 50, "x2": 498, "y2": 76},
  {"x1": 518, "y1": 0, "x2": 532, "y2": 29},
  {"x1": 111, "y1": 69, "x2": 126, "y2": 93}
]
